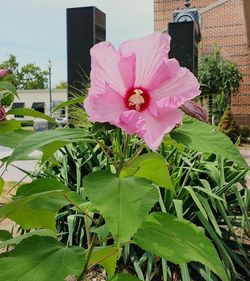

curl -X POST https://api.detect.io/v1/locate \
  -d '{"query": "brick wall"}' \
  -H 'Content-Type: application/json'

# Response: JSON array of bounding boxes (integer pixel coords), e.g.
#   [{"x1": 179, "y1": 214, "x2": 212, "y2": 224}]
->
[{"x1": 154, "y1": 0, "x2": 250, "y2": 127}]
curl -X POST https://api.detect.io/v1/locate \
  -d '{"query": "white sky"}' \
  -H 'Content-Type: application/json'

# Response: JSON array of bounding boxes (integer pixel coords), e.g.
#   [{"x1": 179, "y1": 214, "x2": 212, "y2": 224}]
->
[{"x1": 0, "y1": 0, "x2": 154, "y2": 86}]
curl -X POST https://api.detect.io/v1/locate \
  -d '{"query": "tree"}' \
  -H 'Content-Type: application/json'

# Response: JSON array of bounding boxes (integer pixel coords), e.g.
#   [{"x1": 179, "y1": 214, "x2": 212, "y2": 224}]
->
[
  {"x1": 198, "y1": 47, "x2": 242, "y2": 120},
  {"x1": 18, "y1": 63, "x2": 48, "y2": 89},
  {"x1": 0, "y1": 55, "x2": 48, "y2": 89},
  {"x1": 0, "y1": 54, "x2": 20, "y2": 88},
  {"x1": 55, "y1": 81, "x2": 67, "y2": 89}
]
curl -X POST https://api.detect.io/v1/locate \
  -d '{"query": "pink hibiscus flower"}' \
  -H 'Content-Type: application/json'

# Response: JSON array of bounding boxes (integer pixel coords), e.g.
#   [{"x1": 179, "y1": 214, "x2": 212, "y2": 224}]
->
[{"x1": 84, "y1": 33, "x2": 200, "y2": 151}]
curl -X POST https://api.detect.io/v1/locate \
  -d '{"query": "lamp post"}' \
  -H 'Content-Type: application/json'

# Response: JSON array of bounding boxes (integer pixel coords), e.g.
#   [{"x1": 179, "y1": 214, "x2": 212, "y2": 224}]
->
[{"x1": 48, "y1": 59, "x2": 52, "y2": 117}]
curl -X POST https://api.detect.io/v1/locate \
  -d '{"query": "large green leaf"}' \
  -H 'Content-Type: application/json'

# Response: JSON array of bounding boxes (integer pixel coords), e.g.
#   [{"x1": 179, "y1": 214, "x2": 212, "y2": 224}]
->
[
  {"x1": 133, "y1": 212, "x2": 228, "y2": 281},
  {"x1": 0, "y1": 80, "x2": 17, "y2": 96},
  {"x1": 108, "y1": 274, "x2": 141, "y2": 281},
  {"x1": 0, "y1": 229, "x2": 56, "y2": 248},
  {"x1": 0, "y1": 129, "x2": 33, "y2": 149},
  {"x1": 0, "y1": 120, "x2": 21, "y2": 133},
  {"x1": 85, "y1": 171, "x2": 158, "y2": 244},
  {"x1": 120, "y1": 153, "x2": 173, "y2": 190},
  {"x1": 52, "y1": 97, "x2": 84, "y2": 113},
  {"x1": 7, "y1": 127, "x2": 89, "y2": 164},
  {"x1": 0, "y1": 236, "x2": 85, "y2": 281},
  {"x1": 7, "y1": 108, "x2": 56, "y2": 123},
  {"x1": 170, "y1": 118, "x2": 248, "y2": 169},
  {"x1": 0, "y1": 179, "x2": 70, "y2": 230},
  {"x1": 40, "y1": 140, "x2": 70, "y2": 163},
  {"x1": 88, "y1": 246, "x2": 119, "y2": 276}
]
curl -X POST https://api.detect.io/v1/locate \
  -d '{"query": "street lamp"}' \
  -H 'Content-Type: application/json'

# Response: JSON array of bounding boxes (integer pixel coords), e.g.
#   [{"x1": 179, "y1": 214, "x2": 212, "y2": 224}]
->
[{"x1": 48, "y1": 59, "x2": 52, "y2": 117}]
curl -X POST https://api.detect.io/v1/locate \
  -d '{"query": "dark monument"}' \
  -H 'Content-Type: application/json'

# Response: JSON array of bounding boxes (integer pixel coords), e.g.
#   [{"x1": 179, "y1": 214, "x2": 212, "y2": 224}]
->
[
  {"x1": 168, "y1": 0, "x2": 201, "y2": 76},
  {"x1": 67, "y1": 6, "x2": 106, "y2": 96}
]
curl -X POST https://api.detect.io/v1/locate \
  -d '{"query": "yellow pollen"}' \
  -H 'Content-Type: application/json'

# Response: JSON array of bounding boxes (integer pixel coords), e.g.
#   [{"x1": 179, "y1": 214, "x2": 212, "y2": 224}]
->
[{"x1": 129, "y1": 89, "x2": 145, "y2": 111}]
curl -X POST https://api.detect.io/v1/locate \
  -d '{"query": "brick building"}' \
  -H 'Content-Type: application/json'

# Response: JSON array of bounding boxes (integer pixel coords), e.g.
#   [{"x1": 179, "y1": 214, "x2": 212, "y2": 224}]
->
[{"x1": 154, "y1": 0, "x2": 250, "y2": 127}]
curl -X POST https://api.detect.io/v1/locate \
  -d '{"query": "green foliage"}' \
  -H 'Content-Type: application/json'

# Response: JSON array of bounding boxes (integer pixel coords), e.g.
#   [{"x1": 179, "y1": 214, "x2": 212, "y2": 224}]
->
[
  {"x1": 120, "y1": 153, "x2": 174, "y2": 190},
  {"x1": 171, "y1": 117, "x2": 248, "y2": 168},
  {"x1": 85, "y1": 171, "x2": 158, "y2": 244},
  {"x1": 55, "y1": 80, "x2": 67, "y2": 89},
  {"x1": 198, "y1": 47, "x2": 243, "y2": 118},
  {"x1": 88, "y1": 246, "x2": 119, "y2": 276},
  {"x1": 7, "y1": 108, "x2": 55, "y2": 123},
  {"x1": 217, "y1": 107, "x2": 241, "y2": 143},
  {"x1": 0, "y1": 236, "x2": 85, "y2": 281},
  {"x1": 0, "y1": 178, "x2": 70, "y2": 230},
  {"x1": 0, "y1": 116, "x2": 249, "y2": 280},
  {"x1": 0, "y1": 54, "x2": 48, "y2": 89},
  {"x1": 239, "y1": 125, "x2": 250, "y2": 141},
  {"x1": 134, "y1": 212, "x2": 227, "y2": 281},
  {"x1": 108, "y1": 274, "x2": 141, "y2": 281},
  {"x1": 199, "y1": 47, "x2": 242, "y2": 97}
]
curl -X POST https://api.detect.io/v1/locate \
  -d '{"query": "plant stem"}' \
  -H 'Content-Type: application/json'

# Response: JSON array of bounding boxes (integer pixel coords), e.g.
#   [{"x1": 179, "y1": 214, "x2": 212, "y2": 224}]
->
[
  {"x1": 64, "y1": 194, "x2": 97, "y2": 225},
  {"x1": 77, "y1": 233, "x2": 97, "y2": 281}
]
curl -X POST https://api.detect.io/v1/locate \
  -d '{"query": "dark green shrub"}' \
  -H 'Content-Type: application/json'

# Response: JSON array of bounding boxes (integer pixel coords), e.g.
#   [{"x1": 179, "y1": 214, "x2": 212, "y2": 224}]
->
[
  {"x1": 239, "y1": 125, "x2": 250, "y2": 141},
  {"x1": 218, "y1": 107, "x2": 240, "y2": 143}
]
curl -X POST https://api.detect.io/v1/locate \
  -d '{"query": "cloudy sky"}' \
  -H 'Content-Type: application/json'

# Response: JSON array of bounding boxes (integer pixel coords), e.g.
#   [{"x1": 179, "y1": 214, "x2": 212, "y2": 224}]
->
[{"x1": 0, "y1": 0, "x2": 154, "y2": 86}]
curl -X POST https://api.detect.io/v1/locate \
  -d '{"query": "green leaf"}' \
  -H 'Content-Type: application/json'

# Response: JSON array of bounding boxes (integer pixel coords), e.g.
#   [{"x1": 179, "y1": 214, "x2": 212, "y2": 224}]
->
[
  {"x1": 0, "y1": 236, "x2": 85, "y2": 281},
  {"x1": 108, "y1": 273, "x2": 141, "y2": 281},
  {"x1": 41, "y1": 140, "x2": 70, "y2": 163},
  {"x1": 0, "y1": 177, "x2": 4, "y2": 195},
  {"x1": 0, "y1": 179, "x2": 70, "y2": 230},
  {"x1": 133, "y1": 212, "x2": 228, "y2": 281},
  {"x1": 0, "y1": 230, "x2": 12, "y2": 242},
  {"x1": 7, "y1": 127, "x2": 89, "y2": 164},
  {"x1": 88, "y1": 246, "x2": 119, "y2": 276},
  {"x1": 170, "y1": 118, "x2": 249, "y2": 169},
  {"x1": 7, "y1": 108, "x2": 56, "y2": 123},
  {"x1": 16, "y1": 178, "x2": 69, "y2": 197},
  {"x1": 0, "y1": 129, "x2": 33, "y2": 149},
  {"x1": 52, "y1": 97, "x2": 84, "y2": 113},
  {"x1": 85, "y1": 171, "x2": 158, "y2": 244},
  {"x1": 0, "y1": 80, "x2": 17, "y2": 96},
  {"x1": 0, "y1": 229, "x2": 56, "y2": 248},
  {"x1": 120, "y1": 153, "x2": 173, "y2": 191},
  {"x1": 0, "y1": 120, "x2": 21, "y2": 133},
  {"x1": 0, "y1": 92, "x2": 14, "y2": 106}
]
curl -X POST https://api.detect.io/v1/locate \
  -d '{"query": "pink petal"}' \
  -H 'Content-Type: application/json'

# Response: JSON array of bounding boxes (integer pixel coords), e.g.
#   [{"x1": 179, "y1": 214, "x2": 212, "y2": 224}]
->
[
  {"x1": 139, "y1": 109, "x2": 184, "y2": 151},
  {"x1": 146, "y1": 58, "x2": 179, "y2": 91},
  {"x1": 119, "y1": 110, "x2": 144, "y2": 134},
  {"x1": 90, "y1": 42, "x2": 126, "y2": 95},
  {"x1": 118, "y1": 53, "x2": 136, "y2": 90},
  {"x1": 119, "y1": 33, "x2": 171, "y2": 88},
  {"x1": 84, "y1": 86, "x2": 126, "y2": 125},
  {"x1": 151, "y1": 66, "x2": 200, "y2": 103}
]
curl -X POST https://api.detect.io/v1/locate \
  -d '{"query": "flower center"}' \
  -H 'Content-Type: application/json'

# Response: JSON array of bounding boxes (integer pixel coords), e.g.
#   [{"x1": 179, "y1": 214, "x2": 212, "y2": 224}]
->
[{"x1": 125, "y1": 88, "x2": 150, "y2": 112}]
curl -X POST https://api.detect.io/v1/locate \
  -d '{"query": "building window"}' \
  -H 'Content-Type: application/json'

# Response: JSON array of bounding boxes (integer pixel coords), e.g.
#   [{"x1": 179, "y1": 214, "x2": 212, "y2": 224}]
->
[
  {"x1": 32, "y1": 102, "x2": 45, "y2": 114},
  {"x1": 11, "y1": 102, "x2": 25, "y2": 118}
]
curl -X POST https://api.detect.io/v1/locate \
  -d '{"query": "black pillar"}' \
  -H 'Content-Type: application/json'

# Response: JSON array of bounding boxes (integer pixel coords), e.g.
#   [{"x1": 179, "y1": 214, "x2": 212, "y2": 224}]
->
[
  {"x1": 67, "y1": 6, "x2": 106, "y2": 97},
  {"x1": 168, "y1": 22, "x2": 198, "y2": 77}
]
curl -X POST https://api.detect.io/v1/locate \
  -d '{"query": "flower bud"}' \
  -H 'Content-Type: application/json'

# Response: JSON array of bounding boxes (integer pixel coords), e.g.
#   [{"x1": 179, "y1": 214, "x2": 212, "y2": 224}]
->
[
  {"x1": 0, "y1": 69, "x2": 9, "y2": 79},
  {"x1": 181, "y1": 100, "x2": 208, "y2": 122},
  {"x1": 0, "y1": 106, "x2": 6, "y2": 121}
]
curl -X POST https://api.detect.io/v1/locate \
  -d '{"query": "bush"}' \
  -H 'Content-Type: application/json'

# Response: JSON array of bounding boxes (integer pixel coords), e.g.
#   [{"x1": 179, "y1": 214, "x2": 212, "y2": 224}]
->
[
  {"x1": 218, "y1": 107, "x2": 240, "y2": 143},
  {"x1": 239, "y1": 125, "x2": 250, "y2": 141}
]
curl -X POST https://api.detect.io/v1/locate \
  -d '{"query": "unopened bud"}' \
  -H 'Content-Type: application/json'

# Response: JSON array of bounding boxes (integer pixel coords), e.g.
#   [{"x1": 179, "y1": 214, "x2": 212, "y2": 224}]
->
[
  {"x1": 0, "y1": 106, "x2": 6, "y2": 121},
  {"x1": 180, "y1": 100, "x2": 208, "y2": 122},
  {"x1": 0, "y1": 69, "x2": 9, "y2": 79}
]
